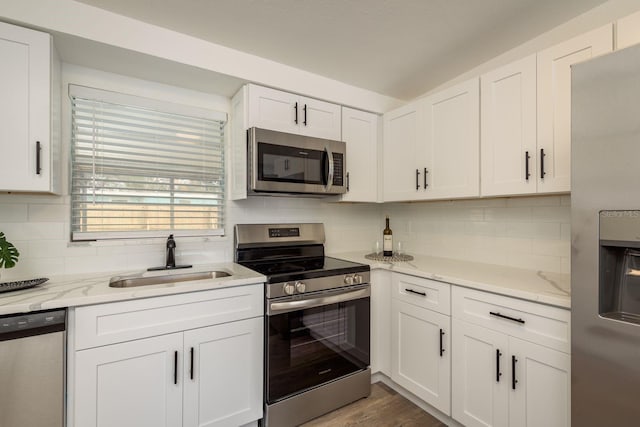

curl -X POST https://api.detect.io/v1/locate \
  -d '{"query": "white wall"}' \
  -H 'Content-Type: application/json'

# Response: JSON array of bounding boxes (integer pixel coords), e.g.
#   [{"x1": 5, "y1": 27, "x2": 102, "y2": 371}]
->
[{"x1": 0, "y1": 64, "x2": 383, "y2": 280}]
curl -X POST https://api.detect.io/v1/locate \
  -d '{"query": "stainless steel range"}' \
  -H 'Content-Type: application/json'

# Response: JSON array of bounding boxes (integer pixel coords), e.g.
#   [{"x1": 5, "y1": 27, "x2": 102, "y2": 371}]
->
[{"x1": 234, "y1": 223, "x2": 371, "y2": 427}]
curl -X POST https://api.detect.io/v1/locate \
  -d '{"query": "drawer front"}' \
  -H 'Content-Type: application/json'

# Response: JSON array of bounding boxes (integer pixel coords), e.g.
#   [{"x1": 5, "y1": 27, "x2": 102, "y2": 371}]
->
[
  {"x1": 392, "y1": 273, "x2": 451, "y2": 315},
  {"x1": 451, "y1": 286, "x2": 570, "y2": 353},
  {"x1": 74, "y1": 284, "x2": 263, "y2": 350}
]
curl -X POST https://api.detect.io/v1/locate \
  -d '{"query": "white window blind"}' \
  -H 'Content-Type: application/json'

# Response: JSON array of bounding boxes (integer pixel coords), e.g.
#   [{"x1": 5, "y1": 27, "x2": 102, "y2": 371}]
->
[{"x1": 69, "y1": 85, "x2": 226, "y2": 241}]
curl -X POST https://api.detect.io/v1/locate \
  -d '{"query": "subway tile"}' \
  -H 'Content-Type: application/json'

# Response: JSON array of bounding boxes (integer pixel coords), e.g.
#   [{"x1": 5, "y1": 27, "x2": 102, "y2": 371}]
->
[
  {"x1": 0, "y1": 204, "x2": 28, "y2": 222},
  {"x1": 531, "y1": 206, "x2": 571, "y2": 223},
  {"x1": 28, "y1": 204, "x2": 69, "y2": 222},
  {"x1": 484, "y1": 207, "x2": 532, "y2": 223},
  {"x1": 26, "y1": 240, "x2": 97, "y2": 258},
  {"x1": 532, "y1": 239, "x2": 570, "y2": 257},
  {"x1": 506, "y1": 195, "x2": 561, "y2": 207}
]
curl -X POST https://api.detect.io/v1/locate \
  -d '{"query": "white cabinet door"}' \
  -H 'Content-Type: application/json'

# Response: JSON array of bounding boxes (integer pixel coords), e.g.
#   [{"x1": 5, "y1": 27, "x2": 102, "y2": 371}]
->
[
  {"x1": 508, "y1": 337, "x2": 571, "y2": 427},
  {"x1": 299, "y1": 96, "x2": 342, "y2": 140},
  {"x1": 0, "y1": 21, "x2": 52, "y2": 192},
  {"x1": 183, "y1": 317, "x2": 263, "y2": 427},
  {"x1": 246, "y1": 85, "x2": 341, "y2": 139},
  {"x1": 247, "y1": 84, "x2": 300, "y2": 135},
  {"x1": 537, "y1": 24, "x2": 612, "y2": 193},
  {"x1": 383, "y1": 101, "x2": 423, "y2": 202},
  {"x1": 341, "y1": 107, "x2": 379, "y2": 202},
  {"x1": 74, "y1": 333, "x2": 183, "y2": 427},
  {"x1": 391, "y1": 299, "x2": 451, "y2": 414},
  {"x1": 452, "y1": 319, "x2": 509, "y2": 427},
  {"x1": 481, "y1": 55, "x2": 537, "y2": 197},
  {"x1": 617, "y1": 10, "x2": 640, "y2": 50},
  {"x1": 421, "y1": 77, "x2": 480, "y2": 200},
  {"x1": 371, "y1": 270, "x2": 391, "y2": 375}
]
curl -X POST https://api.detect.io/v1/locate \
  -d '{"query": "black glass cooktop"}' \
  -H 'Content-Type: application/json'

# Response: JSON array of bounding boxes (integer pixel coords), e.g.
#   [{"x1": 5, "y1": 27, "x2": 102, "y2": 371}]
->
[{"x1": 240, "y1": 256, "x2": 369, "y2": 284}]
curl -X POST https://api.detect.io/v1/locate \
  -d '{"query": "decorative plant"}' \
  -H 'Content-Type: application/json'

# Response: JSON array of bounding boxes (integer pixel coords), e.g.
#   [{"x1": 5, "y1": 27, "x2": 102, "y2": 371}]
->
[{"x1": 0, "y1": 232, "x2": 19, "y2": 269}]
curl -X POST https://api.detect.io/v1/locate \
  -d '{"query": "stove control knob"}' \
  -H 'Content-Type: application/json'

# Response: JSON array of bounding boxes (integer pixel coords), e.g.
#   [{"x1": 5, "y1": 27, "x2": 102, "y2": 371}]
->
[
  {"x1": 354, "y1": 274, "x2": 363, "y2": 284},
  {"x1": 295, "y1": 281, "x2": 306, "y2": 293},
  {"x1": 344, "y1": 274, "x2": 354, "y2": 285},
  {"x1": 283, "y1": 282, "x2": 295, "y2": 295}
]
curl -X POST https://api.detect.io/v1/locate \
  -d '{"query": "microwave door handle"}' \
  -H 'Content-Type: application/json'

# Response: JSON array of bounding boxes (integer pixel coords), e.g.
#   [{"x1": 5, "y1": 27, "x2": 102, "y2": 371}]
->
[{"x1": 325, "y1": 145, "x2": 334, "y2": 192}]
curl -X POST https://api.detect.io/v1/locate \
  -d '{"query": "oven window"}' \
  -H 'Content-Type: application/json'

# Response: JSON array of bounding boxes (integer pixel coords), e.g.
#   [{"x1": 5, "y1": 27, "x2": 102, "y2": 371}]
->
[
  {"x1": 266, "y1": 296, "x2": 370, "y2": 403},
  {"x1": 258, "y1": 142, "x2": 326, "y2": 184}
]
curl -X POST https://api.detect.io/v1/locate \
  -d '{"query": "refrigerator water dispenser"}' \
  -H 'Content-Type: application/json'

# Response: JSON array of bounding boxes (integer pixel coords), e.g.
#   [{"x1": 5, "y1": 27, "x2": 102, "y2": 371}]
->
[{"x1": 599, "y1": 211, "x2": 640, "y2": 325}]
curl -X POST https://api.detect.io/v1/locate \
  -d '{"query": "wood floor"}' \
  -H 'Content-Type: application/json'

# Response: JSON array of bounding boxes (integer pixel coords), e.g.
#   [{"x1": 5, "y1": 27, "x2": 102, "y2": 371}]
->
[{"x1": 301, "y1": 382, "x2": 447, "y2": 427}]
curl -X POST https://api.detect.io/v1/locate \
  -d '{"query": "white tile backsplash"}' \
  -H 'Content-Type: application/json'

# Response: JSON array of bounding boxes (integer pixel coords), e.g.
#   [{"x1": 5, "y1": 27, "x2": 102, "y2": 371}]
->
[
  {"x1": 0, "y1": 192, "x2": 571, "y2": 280},
  {"x1": 386, "y1": 195, "x2": 571, "y2": 274}
]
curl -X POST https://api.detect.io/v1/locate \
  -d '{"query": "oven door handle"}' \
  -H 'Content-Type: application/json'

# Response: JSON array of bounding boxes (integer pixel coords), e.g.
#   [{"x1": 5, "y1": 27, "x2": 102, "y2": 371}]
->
[
  {"x1": 324, "y1": 145, "x2": 334, "y2": 192},
  {"x1": 268, "y1": 286, "x2": 370, "y2": 315}
]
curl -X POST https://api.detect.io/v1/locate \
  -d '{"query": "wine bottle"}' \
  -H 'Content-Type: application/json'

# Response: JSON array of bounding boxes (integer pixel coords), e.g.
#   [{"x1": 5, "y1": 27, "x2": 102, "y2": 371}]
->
[{"x1": 383, "y1": 215, "x2": 393, "y2": 257}]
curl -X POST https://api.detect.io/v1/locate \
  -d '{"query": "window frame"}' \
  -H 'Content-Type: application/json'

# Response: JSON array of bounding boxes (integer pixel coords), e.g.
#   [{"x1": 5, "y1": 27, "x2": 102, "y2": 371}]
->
[{"x1": 68, "y1": 84, "x2": 227, "y2": 241}]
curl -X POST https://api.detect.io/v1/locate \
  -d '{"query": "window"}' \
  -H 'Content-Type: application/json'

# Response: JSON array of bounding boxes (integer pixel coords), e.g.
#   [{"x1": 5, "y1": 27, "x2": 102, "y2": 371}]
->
[{"x1": 69, "y1": 85, "x2": 226, "y2": 241}]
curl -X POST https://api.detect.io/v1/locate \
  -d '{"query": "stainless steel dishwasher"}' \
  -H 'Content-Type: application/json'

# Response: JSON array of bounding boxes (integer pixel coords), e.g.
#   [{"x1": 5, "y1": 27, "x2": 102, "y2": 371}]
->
[{"x1": 0, "y1": 309, "x2": 66, "y2": 427}]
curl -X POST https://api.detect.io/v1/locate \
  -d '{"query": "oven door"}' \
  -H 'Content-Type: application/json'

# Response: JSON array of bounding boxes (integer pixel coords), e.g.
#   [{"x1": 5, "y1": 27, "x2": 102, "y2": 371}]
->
[
  {"x1": 248, "y1": 127, "x2": 346, "y2": 195},
  {"x1": 265, "y1": 285, "x2": 370, "y2": 404}
]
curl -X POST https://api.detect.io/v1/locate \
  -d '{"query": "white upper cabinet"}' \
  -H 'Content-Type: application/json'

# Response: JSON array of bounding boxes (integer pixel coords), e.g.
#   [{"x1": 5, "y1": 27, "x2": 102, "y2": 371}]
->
[
  {"x1": 617, "y1": 10, "x2": 640, "y2": 50},
  {"x1": 229, "y1": 83, "x2": 343, "y2": 200},
  {"x1": 383, "y1": 101, "x2": 423, "y2": 202},
  {"x1": 421, "y1": 77, "x2": 479, "y2": 200},
  {"x1": 383, "y1": 78, "x2": 479, "y2": 202},
  {"x1": 247, "y1": 84, "x2": 341, "y2": 140},
  {"x1": 0, "y1": 21, "x2": 60, "y2": 193},
  {"x1": 537, "y1": 24, "x2": 612, "y2": 194},
  {"x1": 481, "y1": 55, "x2": 537, "y2": 197},
  {"x1": 340, "y1": 107, "x2": 379, "y2": 202}
]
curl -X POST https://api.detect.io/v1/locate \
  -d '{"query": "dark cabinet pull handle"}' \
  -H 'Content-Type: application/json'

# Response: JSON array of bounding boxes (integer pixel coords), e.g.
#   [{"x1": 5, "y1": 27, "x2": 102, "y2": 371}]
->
[
  {"x1": 346, "y1": 172, "x2": 350, "y2": 192},
  {"x1": 416, "y1": 169, "x2": 421, "y2": 190},
  {"x1": 405, "y1": 288, "x2": 426, "y2": 297},
  {"x1": 496, "y1": 349, "x2": 503, "y2": 382},
  {"x1": 512, "y1": 355, "x2": 518, "y2": 390},
  {"x1": 303, "y1": 104, "x2": 308, "y2": 126},
  {"x1": 174, "y1": 351, "x2": 178, "y2": 385},
  {"x1": 294, "y1": 102, "x2": 298, "y2": 124},
  {"x1": 540, "y1": 148, "x2": 546, "y2": 179},
  {"x1": 490, "y1": 311, "x2": 525, "y2": 324},
  {"x1": 190, "y1": 347, "x2": 194, "y2": 380},
  {"x1": 439, "y1": 329, "x2": 445, "y2": 357},
  {"x1": 423, "y1": 167, "x2": 428, "y2": 189},
  {"x1": 525, "y1": 151, "x2": 530, "y2": 181},
  {"x1": 36, "y1": 141, "x2": 42, "y2": 175}
]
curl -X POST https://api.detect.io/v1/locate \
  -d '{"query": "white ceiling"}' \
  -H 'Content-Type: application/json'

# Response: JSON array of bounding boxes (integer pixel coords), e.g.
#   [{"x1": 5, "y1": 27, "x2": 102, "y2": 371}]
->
[{"x1": 74, "y1": 0, "x2": 609, "y2": 100}]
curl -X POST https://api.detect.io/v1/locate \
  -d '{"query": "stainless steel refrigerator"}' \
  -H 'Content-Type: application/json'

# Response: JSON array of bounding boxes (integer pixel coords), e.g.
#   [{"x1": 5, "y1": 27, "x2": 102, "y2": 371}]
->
[{"x1": 572, "y1": 43, "x2": 640, "y2": 425}]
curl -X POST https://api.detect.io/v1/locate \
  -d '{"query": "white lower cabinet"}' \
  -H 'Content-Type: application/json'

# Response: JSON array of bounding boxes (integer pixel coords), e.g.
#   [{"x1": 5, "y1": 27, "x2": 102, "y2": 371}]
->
[
  {"x1": 507, "y1": 336, "x2": 570, "y2": 427},
  {"x1": 183, "y1": 319, "x2": 263, "y2": 427},
  {"x1": 75, "y1": 333, "x2": 184, "y2": 427},
  {"x1": 70, "y1": 285, "x2": 264, "y2": 427},
  {"x1": 390, "y1": 273, "x2": 451, "y2": 415},
  {"x1": 451, "y1": 286, "x2": 570, "y2": 427},
  {"x1": 452, "y1": 319, "x2": 508, "y2": 427}
]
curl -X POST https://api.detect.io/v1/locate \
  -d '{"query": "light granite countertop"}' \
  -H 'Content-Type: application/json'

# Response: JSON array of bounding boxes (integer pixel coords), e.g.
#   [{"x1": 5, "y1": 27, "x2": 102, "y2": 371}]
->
[
  {"x1": 330, "y1": 252, "x2": 571, "y2": 309},
  {"x1": 0, "y1": 262, "x2": 266, "y2": 316}
]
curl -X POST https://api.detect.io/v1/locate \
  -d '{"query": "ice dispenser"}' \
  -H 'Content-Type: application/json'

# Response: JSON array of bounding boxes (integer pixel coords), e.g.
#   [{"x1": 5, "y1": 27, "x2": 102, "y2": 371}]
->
[{"x1": 599, "y1": 211, "x2": 640, "y2": 325}]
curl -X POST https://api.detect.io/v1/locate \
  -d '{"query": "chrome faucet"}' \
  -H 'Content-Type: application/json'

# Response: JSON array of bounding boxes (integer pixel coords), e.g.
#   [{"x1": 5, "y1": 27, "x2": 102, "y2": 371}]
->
[
  {"x1": 147, "y1": 234, "x2": 192, "y2": 271},
  {"x1": 165, "y1": 234, "x2": 176, "y2": 269}
]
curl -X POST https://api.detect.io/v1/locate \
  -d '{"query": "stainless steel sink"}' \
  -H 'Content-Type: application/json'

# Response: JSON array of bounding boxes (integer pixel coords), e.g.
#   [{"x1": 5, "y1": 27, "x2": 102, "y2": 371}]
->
[{"x1": 109, "y1": 270, "x2": 231, "y2": 288}]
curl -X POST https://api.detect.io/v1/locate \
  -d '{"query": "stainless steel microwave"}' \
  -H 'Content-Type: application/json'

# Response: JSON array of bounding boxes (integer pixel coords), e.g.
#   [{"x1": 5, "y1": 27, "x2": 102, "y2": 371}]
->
[{"x1": 247, "y1": 127, "x2": 347, "y2": 196}]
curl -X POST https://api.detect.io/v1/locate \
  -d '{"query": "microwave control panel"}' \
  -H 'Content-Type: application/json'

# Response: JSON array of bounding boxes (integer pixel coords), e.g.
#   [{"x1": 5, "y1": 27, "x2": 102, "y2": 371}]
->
[{"x1": 332, "y1": 153, "x2": 344, "y2": 186}]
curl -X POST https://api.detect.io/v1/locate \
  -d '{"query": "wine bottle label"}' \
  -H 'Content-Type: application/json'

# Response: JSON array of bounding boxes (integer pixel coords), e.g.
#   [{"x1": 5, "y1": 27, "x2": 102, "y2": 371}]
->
[{"x1": 383, "y1": 235, "x2": 393, "y2": 252}]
